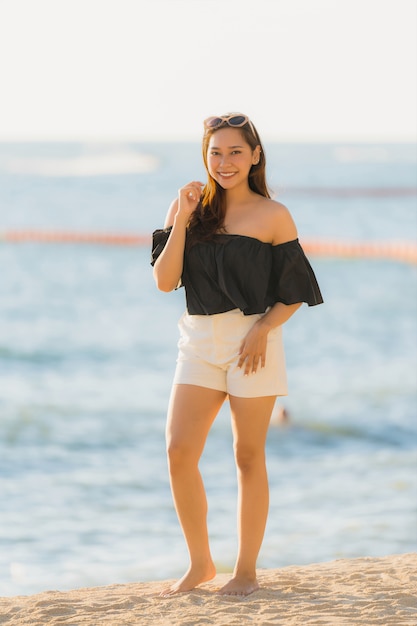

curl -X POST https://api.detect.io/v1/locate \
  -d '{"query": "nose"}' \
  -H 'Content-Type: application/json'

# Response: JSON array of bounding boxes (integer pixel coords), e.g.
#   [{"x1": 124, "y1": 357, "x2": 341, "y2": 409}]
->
[{"x1": 219, "y1": 154, "x2": 231, "y2": 166}]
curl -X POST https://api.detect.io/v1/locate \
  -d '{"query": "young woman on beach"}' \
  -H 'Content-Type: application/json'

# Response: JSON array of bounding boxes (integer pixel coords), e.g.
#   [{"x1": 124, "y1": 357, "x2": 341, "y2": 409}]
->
[{"x1": 151, "y1": 113, "x2": 323, "y2": 597}]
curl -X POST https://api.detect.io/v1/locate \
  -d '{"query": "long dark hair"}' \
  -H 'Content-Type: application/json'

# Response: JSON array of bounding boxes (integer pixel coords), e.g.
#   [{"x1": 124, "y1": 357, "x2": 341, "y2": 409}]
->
[{"x1": 187, "y1": 115, "x2": 271, "y2": 244}]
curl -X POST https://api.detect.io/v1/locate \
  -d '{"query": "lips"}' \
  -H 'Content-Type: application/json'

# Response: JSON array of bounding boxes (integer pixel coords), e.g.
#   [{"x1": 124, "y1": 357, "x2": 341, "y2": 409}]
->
[{"x1": 218, "y1": 172, "x2": 236, "y2": 178}]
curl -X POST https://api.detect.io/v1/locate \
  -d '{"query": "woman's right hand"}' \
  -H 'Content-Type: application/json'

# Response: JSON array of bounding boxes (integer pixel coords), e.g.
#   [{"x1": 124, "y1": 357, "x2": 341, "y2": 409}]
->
[{"x1": 177, "y1": 181, "x2": 204, "y2": 219}]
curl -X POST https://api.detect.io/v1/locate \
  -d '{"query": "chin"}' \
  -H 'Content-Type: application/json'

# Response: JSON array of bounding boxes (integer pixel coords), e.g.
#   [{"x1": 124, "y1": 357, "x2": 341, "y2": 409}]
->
[{"x1": 216, "y1": 178, "x2": 238, "y2": 189}]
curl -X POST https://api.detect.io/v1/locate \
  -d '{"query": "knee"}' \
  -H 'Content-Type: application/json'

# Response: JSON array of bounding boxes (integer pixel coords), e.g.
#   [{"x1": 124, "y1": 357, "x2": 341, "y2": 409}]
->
[
  {"x1": 166, "y1": 440, "x2": 198, "y2": 474},
  {"x1": 234, "y1": 444, "x2": 265, "y2": 474}
]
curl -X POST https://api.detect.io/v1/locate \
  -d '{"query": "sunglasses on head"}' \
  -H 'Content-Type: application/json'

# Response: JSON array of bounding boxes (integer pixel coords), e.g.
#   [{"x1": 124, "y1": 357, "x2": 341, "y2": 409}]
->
[{"x1": 204, "y1": 114, "x2": 257, "y2": 138}]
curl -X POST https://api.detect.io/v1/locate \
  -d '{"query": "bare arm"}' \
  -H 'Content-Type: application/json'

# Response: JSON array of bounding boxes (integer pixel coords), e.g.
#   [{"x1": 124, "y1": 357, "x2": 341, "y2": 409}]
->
[
  {"x1": 238, "y1": 202, "x2": 302, "y2": 375},
  {"x1": 153, "y1": 181, "x2": 203, "y2": 292},
  {"x1": 238, "y1": 301, "x2": 301, "y2": 375},
  {"x1": 270, "y1": 200, "x2": 298, "y2": 245}
]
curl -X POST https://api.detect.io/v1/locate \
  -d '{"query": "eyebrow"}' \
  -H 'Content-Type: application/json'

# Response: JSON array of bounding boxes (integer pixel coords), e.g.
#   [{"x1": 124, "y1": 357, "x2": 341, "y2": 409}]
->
[{"x1": 210, "y1": 145, "x2": 244, "y2": 150}]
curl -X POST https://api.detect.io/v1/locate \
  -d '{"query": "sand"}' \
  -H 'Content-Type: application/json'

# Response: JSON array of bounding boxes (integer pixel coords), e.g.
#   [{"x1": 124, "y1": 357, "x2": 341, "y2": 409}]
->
[{"x1": 0, "y1": 554, "x2": 416, "y2": 625}]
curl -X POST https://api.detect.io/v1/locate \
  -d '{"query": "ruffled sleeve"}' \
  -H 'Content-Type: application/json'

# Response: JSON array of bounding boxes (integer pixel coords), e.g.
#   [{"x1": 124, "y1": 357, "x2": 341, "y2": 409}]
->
[
  {"x1": 270, "y1": 239, "x2": 323, "y2": 306},
  {"x1": 150, "y1": 227, "x2": 172, "y2": 266}
]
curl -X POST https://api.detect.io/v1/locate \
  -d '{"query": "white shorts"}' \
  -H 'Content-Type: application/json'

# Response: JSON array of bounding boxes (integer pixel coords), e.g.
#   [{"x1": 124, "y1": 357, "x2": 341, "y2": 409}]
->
[{"x1": 173, "y1": 308, "x2": 288, "y2": 398}]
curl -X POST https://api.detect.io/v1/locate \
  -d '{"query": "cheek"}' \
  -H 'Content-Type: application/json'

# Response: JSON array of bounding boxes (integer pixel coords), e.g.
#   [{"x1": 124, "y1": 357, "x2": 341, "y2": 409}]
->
[{"x1": 207, "y1": 156, "x2": 218, "y2": 174}]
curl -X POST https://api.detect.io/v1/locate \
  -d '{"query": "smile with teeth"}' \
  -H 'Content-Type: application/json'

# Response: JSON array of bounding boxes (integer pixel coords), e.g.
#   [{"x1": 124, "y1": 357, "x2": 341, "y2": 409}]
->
[{"x1": 218, "y1": 172, "x2": 236, "y2": 178}]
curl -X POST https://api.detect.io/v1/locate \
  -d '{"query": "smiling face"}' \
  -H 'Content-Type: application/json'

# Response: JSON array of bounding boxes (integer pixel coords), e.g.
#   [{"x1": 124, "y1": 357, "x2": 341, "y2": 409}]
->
[{"x1": 206, "y1": 127, "x2": 261, "y2": 191}]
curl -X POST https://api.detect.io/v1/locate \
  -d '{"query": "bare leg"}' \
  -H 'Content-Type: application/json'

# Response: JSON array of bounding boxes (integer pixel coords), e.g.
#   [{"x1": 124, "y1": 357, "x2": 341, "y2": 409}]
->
[
  {"x1": 160, "y1": 384, "x2": 226, "y2": 597},
  {"x1": 218, "y1": 394, "x2": 276, "y2": 596}
]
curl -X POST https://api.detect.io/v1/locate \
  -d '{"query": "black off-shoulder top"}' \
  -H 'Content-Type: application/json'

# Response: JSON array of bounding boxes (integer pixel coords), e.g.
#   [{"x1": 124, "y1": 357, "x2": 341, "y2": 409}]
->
[{"x1": 151, "y1": 227, "x2": 323, "y2": 315}]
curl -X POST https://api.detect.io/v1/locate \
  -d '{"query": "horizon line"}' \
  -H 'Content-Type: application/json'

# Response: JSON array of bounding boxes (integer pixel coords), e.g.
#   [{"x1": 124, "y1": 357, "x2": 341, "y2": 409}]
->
[{"x1": 0, "y1": 134, "x2": 416, "y2": 144}]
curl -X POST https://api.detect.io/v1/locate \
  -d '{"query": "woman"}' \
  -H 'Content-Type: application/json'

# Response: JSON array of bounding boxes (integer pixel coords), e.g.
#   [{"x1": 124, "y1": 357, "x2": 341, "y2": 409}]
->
[{"x1": 151, "y1": 113, "x2": 323, "y2": 597}]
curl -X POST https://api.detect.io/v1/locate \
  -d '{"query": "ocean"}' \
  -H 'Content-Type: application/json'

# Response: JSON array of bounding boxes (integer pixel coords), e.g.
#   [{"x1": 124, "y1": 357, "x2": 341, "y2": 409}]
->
[{"x1": 0, "y1": 141, "x2": 416, "y2": 596}]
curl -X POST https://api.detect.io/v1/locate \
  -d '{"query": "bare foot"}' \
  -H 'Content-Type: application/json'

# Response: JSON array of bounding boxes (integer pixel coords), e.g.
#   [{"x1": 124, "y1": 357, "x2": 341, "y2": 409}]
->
[
  {"x1": 159, "y1": 561, "x2": 216, "y2": 597},
  {"x1": 217, "y1": 575, "x2": 260, "y2": 597}
]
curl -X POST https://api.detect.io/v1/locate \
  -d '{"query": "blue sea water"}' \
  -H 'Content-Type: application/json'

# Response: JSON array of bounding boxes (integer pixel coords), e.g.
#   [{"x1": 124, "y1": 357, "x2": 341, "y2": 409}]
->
[{"x1": 0, "y1": 142, "x2": 416, "y2": 597}]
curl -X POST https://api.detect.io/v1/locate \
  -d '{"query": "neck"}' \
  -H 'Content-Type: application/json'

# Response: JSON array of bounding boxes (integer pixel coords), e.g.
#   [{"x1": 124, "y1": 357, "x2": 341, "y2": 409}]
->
[{"x1": 224, "y1": 182, "x2": 254, "y2": 208}]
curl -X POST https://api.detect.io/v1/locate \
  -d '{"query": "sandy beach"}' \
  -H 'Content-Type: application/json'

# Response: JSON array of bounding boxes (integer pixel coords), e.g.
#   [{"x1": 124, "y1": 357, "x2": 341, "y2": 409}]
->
[{"x1": 0, "y1": 553, "x2": 416, "y2": 625}]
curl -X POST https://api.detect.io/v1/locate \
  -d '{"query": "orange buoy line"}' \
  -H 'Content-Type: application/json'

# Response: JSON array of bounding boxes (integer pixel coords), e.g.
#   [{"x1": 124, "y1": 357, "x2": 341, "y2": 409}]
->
[
  {"x1": 0, "y1": 229, "x2": 416, "y2": 263},
  {"x1": 0, "y1": 230, "x2": 151, "y2": 246},
  {"x1": 301, "y1": 240, "x2": 417, "y2": 264}
]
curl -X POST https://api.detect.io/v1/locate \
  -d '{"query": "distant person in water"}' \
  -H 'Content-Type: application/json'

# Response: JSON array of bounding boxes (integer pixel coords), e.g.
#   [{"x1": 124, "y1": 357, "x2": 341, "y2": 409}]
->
[
  {"x1": 270, "y1": 404, "x2": 291, "y2": 427},
  {"x1": 151, "y1": 113, "x2": 323, "y2": 596}
]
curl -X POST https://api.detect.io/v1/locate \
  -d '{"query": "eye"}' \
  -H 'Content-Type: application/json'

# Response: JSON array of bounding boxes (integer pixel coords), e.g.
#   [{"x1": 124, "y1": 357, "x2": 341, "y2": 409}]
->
[
  {"x1": 231, "y1": 150, "x2": 241, "y2": 155},
  {"x1": 210, "y1": 150, "x2": 220, "y2": 156}
]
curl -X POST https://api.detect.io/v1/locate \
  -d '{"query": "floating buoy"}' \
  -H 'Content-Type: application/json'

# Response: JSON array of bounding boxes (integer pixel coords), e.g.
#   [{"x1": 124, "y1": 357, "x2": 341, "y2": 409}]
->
[{"x1": 1, "y1": 230, "x2": 416, "y2": 264}]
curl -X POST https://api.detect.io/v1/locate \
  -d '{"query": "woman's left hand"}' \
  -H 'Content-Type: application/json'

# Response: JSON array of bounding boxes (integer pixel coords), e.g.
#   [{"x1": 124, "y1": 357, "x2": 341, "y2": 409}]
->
[{"x1": 237, "y1": 322, "x2": 269, "y2": 376}]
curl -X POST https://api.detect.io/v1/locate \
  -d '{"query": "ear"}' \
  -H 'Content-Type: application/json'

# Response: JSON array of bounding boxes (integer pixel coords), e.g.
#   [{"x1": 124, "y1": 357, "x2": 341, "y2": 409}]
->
[{"x1": 252, "y1": 145, "x2": 261, "y2": 165}]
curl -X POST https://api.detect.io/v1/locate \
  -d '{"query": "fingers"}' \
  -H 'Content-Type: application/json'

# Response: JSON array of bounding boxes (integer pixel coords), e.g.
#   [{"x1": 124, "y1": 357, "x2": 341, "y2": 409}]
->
[
  {"x1": 238, "y1": 327, "x2": 268, "y2": 375},
  {"x1": 179, "y1": 181, "x2": 204, "y2": 203},
  {"x1": 238, "y1": 348, "x2": 266, "y2": 376},
  {"x1": 176, "y1": 182, "x2": 204, "y2": 219},
  {"x1": 246, "y1": 356, "x2": 263, "y2": 376}
]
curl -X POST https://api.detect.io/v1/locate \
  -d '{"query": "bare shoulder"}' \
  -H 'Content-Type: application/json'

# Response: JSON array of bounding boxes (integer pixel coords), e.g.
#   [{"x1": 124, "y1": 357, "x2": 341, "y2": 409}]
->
[
  {"x1": 163, "y1": 198, "x2": 179, "y2": 228},
  {"x1": 259, "y1": 198, "x2": 298, "y2": 245}
]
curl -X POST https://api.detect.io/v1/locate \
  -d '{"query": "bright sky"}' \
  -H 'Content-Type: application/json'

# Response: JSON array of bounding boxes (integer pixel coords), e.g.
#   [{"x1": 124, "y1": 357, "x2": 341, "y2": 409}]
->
[{"x1": 0, "y1": 0, "x2": 416, "y2": 142}]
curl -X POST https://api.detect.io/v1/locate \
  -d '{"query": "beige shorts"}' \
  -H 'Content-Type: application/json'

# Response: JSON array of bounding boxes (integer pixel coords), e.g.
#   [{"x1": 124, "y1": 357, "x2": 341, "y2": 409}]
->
[{"x1": 173, "y1": 308, "x2": 288, "y2": 398}]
